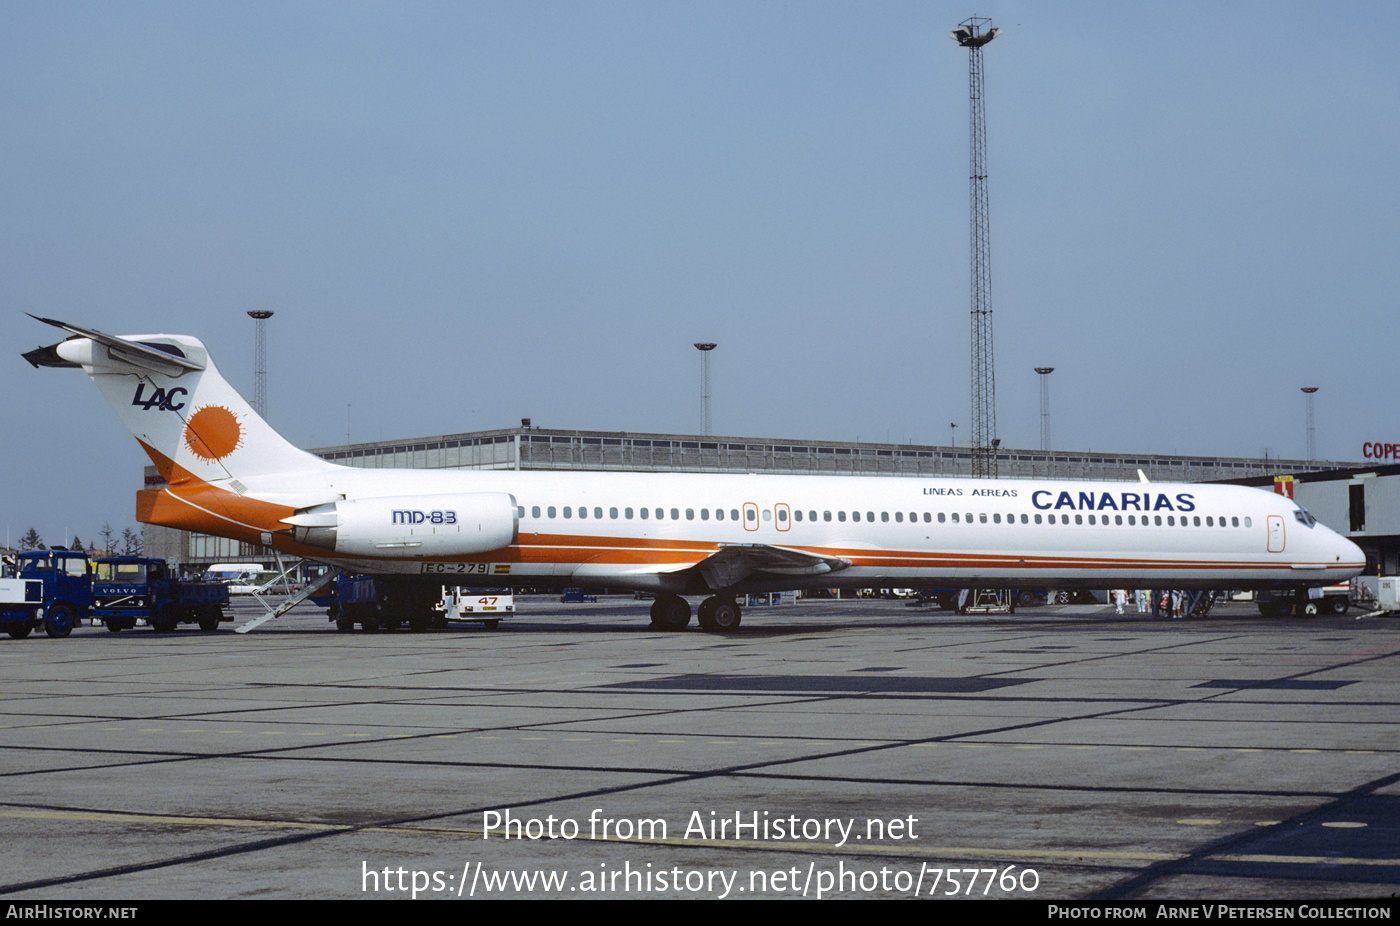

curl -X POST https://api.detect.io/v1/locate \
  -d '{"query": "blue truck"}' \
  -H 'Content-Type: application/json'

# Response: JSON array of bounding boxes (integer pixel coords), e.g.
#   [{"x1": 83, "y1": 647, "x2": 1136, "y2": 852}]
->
[
  {"x1": 318, "y1": 574, "x2": 384, "y2": 632},
  {"x1": 92, "y1": 557, "x2": 230, "y2": 632},
  {"x1": 0, "y1": 549, "x2": 93, "y2": 639}
]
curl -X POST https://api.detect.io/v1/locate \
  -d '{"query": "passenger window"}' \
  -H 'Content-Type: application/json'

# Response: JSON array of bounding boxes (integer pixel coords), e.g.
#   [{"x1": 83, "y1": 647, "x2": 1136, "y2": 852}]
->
[
  {"x1": 701, "y1": 508, "x2": 709, "y2": 520},
  {"x1": 548, "y1": 506, "x2": 557, "y2": 518},
  {"x1": 609, "y1": 507, "x2": 618, "y2": 519},
  {"x1": 838, "y1": 511, "x2": 847, "y2": 522},
  {"x1": 852, "y1": 511, "x2": 860, "y2": 522},
  {"x1": 685, "y1": 509, "x2": 694, "y2": 520},
  {"x1": 579, "y1": 507, "x2": 588, "y2": 519},
  {"x1": 671, "y1": 509, "x2": 680, "y2": 520},
  {"x1": 563, "y1": 507, "x2": 572, "y2": 518},
  {"x1": 594, "y1": 507, "x2": 602, "y2": 519},
  {"x1": 823, "y1": 511, "x2": 832, "y2": 522}
]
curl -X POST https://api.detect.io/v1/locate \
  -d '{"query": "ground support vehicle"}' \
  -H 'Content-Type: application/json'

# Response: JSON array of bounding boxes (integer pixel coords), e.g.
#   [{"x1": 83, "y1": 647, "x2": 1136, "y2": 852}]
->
[
  {"x1": 0, "y1": 549, "x2": 91, "y2": 639},
  {"x1": 324, "y1": 576, "x2": 514, "y2": 631},
  {"x1": 321, "y1": 574, "x2": 382, "y2": 632},
  {"x1": 440, "y1": 588, "x2": 512, "y2": 629},
  {"x1": 560, "y1": 588, "x2": 597, "y2": 603},
  {"x1": 1256, "y1": 584, "x2": 1350, "y2": 616},
  {"x1": 322, "y1": 574, "x2": 441, "y2": 632},
  {"x1": 92, "y1": 557, "x2": 230, "y2": 632}
]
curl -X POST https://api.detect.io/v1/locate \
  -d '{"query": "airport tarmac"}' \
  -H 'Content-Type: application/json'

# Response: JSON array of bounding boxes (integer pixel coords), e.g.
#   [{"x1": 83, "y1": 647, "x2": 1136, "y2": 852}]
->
[{"x1": 0, "y1": 596, "x2": 1396, "y2": 901}]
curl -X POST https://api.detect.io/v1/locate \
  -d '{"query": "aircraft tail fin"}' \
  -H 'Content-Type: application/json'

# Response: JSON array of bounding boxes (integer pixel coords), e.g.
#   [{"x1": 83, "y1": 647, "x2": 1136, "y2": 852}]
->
[{"x1": 24, "y1": 316, "x2": 335, "y2": 491}]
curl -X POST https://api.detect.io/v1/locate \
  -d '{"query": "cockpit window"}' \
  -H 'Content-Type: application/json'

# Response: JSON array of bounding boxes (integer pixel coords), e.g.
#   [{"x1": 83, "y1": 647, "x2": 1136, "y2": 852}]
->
[{"x1": 1293, "y1": 507, "x2": 1316, "y2": 528}]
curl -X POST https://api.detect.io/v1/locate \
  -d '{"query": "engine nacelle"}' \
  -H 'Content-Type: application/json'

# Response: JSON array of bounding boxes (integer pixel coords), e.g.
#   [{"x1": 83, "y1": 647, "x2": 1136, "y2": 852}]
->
[{"x1": 284, "y1": 492, "x2": 517, "y2": 558}]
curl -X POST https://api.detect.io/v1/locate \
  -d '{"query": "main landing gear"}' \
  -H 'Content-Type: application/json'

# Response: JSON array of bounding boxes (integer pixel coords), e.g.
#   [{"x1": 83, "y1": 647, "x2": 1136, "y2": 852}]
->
[{"x1": 649, "y1": 595, "x2": 742, "y2": 632}]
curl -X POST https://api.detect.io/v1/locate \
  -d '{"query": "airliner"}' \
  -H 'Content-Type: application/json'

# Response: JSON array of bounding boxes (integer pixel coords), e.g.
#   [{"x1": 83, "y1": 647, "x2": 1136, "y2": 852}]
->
[{"x1": 23, "y1": 317, "x2": 1365, "y2": 632}]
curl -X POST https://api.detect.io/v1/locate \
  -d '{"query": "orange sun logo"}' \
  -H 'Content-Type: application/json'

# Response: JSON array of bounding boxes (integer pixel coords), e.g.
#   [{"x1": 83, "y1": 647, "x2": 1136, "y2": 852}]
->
[{"x1": 183, "y1": 405, "x2": 244, "y2": 462}]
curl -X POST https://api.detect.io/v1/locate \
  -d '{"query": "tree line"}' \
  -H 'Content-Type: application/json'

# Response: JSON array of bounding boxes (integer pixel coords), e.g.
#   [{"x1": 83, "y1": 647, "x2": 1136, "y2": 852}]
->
[{"x1": 13, "y1": 524, "x2": 142, "y2": 556}]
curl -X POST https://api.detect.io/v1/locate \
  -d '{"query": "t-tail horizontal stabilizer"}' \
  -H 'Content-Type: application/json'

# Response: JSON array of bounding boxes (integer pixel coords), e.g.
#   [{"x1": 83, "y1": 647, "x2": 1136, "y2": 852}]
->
[{"x1": 23, "y1": 315, "x2": 206, "y2": 377}]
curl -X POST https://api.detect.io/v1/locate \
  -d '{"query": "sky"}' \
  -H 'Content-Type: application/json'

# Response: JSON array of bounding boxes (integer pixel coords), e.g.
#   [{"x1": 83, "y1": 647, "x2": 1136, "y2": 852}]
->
[{"x1": 2, "y1": 0, "x2": 1396, "y2": 548}]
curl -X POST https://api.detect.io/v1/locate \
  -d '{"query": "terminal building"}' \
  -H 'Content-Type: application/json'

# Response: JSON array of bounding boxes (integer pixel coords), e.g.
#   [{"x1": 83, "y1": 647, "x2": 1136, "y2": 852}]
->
[{"x1": 141, "y1": 423, "x2": 1363, "y2": 575}]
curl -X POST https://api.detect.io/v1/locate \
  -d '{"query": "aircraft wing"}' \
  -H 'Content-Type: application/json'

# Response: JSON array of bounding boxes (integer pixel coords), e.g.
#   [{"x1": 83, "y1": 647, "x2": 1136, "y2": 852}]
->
[{"x1": 690, "y1": 543, "x2": 851, "y2": 591}]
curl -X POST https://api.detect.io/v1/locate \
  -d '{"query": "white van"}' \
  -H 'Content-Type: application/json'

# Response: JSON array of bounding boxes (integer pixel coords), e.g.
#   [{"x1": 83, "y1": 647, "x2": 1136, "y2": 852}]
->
[{"x1": 204, "y1": 563, "x2": 271, "y2": 595}]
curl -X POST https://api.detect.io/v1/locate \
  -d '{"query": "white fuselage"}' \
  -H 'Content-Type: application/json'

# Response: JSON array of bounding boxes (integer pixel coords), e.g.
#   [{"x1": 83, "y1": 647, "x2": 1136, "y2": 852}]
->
[{"x1": 267, "y1": 465, "x2": 1364, "y2": 593}]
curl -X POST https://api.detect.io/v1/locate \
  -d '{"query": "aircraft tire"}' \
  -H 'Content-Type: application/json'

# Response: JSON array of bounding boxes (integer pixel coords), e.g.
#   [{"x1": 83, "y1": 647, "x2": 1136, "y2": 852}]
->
[
  {"x1": 650, "y1": 596, "x2": 691, "y2": 631},
  {"x1": 698, "y1": 598, "x2": 740, "y2": 632}
]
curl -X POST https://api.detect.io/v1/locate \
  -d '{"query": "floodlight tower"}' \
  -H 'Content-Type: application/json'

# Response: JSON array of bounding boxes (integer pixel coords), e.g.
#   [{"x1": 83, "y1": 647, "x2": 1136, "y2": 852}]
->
[
  {"x1": 694, "y1": 342, "x2": 717, "y2": 435},
  {"x1": 952, "y1": 17, "x2": 1001, "y2": 478},
  {"x1": 248, "y1": 310, "x2": 274, "y2": 419},
  {"x1": 1301, "y1": 386, "x2": 1318, "y2": 461},
  {"x1": 1035, "y1": 367, "x2": 1054, "y2": 451}
]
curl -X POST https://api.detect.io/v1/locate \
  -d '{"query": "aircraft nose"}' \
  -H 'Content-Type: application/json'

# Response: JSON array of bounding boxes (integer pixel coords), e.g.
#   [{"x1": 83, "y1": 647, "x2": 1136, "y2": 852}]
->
[{"x1": 1335, "y1": 534, "x2": 1365, "y2": 573}]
